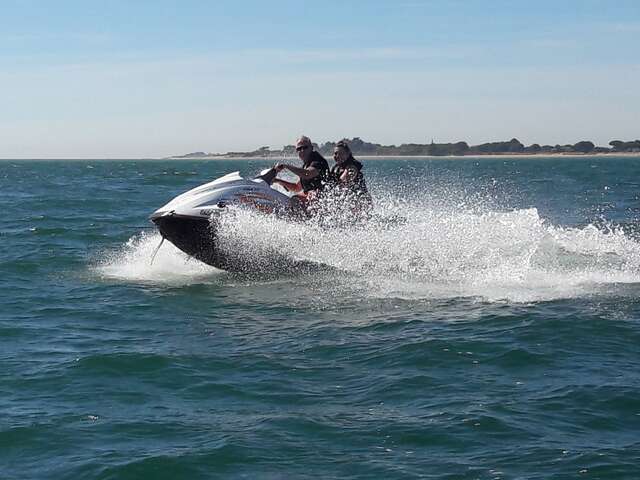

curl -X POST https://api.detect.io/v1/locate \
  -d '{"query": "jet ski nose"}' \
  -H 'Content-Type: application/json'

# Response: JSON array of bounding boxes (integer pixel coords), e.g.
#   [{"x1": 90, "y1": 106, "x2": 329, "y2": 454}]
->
[{"x1": 149, "y1": 209, "x2": 174, "y2": 223}]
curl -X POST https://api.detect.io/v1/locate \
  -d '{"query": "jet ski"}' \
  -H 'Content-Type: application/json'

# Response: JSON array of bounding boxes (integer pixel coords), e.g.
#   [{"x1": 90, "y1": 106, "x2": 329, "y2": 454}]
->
[
  {"x1": 150, "y1": 168, "x2": 404, "y2": 273},
  {"x1": 149, "y1": 168, "x2": 296, "y2": 272}
]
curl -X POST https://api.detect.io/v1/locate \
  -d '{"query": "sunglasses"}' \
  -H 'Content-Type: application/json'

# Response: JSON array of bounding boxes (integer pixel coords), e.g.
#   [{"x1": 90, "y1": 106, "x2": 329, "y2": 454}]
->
[{"x1": 296, "y1": 146, "x2": 309, "y2": 152}]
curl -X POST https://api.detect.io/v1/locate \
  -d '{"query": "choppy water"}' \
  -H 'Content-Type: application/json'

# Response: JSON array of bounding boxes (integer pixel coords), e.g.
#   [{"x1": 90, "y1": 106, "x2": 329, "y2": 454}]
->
[{"x1": 2, "y1": 157, "x2": 640, "y2": 479}]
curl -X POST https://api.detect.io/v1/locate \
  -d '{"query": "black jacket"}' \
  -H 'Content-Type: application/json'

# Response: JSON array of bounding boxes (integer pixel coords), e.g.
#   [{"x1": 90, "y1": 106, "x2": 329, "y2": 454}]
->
[
  {"x1": 300, "y1": 151, "x2": 330, "y2": 193},
  {"x1": 330, "y1": 158, "x2": 369, "y2": 197}
]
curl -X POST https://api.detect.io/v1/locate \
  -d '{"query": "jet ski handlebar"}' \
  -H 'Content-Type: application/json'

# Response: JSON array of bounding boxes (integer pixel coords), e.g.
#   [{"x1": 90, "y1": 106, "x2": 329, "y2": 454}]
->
[{"x1": 254, "y1": 167, "x2": 279, "y2": 185}]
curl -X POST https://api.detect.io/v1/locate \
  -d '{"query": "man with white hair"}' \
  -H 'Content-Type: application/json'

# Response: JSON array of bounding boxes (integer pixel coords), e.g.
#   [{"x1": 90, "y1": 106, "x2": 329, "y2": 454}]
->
[{"x1": 274, "y1": 135, "x2": 329, "y2": 213}]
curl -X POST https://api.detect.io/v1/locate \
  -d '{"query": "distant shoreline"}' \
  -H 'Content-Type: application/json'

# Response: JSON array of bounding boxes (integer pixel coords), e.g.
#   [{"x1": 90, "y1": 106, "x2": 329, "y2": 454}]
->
[
  {"x1": 3, "y1": 152, "x2": 640, "y2": 161},
  {"x1": 169, "y1": 137, "x2": 640, "y2": 159},
  {"x1": 164, "y1": 152, "x2": 640, "y2": 160}
]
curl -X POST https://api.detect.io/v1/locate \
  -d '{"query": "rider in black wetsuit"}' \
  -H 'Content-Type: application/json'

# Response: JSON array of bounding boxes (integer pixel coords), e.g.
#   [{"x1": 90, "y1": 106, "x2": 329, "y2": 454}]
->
[
  {"x1": 329, "y1": 140, "x2": 373, "y2": 215},
  {"x1": 273, "y1": 135, "x2": 329, "y2": 214}
]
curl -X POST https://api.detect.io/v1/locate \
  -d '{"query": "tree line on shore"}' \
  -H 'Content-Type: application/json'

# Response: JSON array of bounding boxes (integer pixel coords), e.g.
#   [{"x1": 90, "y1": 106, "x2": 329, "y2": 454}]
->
[{"x1": 173, "y1": 138, "x2": 640, "y2": 158}]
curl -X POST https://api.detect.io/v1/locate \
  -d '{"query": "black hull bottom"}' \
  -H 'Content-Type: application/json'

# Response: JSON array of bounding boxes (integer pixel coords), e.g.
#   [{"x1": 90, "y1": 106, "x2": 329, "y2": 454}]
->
[
  {"x1": 151, "y1": 212, "x2": 335, "y2": 275},
  {"x1": 150, "y1": 213, "x2": 235, "y2": 270}
]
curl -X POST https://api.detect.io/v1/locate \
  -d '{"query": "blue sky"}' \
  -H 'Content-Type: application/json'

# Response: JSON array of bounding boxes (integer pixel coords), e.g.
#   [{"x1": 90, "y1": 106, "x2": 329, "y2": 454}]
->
[{"x1": 1, "y1": 0, "x2": 639, "y2": 158}]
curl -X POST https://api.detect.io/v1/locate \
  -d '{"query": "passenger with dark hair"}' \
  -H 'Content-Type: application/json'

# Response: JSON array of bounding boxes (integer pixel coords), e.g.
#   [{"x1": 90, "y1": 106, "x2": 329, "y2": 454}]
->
[{"x1": 329, "y1": 140, "x2": 373, "y2": 216}]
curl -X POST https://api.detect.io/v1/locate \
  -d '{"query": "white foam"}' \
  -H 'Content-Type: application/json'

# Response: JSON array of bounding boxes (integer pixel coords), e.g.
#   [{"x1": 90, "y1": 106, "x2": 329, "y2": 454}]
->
[
  {"x1": 210, "y1": 197, "x2": 640, "y2": 303},
  {"x1": 95, "y1": 231, "x2": 221, "y2": 285},
  {"x1": 95, "y1": 193, "x2": 640, "y2": 302}
]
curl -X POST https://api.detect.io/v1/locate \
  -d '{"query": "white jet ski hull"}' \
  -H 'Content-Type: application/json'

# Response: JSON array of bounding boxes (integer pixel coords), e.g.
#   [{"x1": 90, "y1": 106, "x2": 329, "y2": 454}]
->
[{"x1": 150, "y1": 170, "x2": 294, "y2": 272}]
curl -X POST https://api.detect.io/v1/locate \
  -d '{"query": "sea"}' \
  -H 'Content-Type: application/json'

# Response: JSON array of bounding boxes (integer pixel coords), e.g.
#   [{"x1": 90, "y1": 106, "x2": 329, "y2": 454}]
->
[{"x1": 2, "y1": 156, "x2": 640, "y2": 479}]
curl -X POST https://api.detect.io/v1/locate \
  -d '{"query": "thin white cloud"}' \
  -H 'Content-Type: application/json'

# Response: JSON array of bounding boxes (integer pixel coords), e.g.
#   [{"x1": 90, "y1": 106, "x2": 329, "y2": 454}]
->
[
  {"x1": 3, "y1": 31, "x2": 113, "y2": 43},
  {"x1": 602, "y1": 21, "x2": 640, "y2": 33},
  {"x1": 0, "y1": 44, "x2": 477, "y2": 77},
  {"x1": 524, "y1": 38, "x2": 582, "y2": 49},
  {"x1": 234, "y1": 45, "x2": 474, "y2": 63}
]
